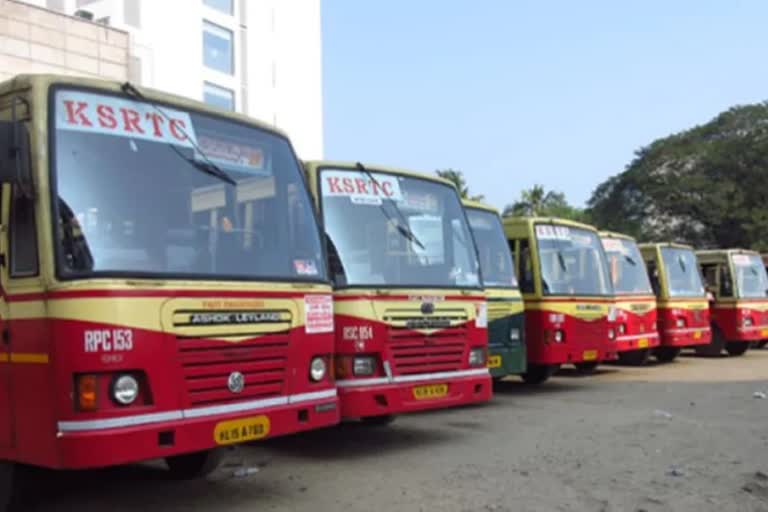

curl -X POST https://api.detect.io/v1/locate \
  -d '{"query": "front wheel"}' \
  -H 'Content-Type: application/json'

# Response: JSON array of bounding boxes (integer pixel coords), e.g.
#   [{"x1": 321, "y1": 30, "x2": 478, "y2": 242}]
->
[
  {"x1": 0, "y1": 462, "x2": 13, "y2": 512},
  {"x1": 725, "y1": 341, "x2": 750, "y2": 356},
  {"x1": 574, "y1": 362, "x2": 599, "y2": 375},
  {"x1": 361, "y1": 415, "x2": 396, "y2": 427},
  {"x1": 655, "y1": 346, "x2": 681, "y2": 363},
  {"x1": 166, "y1": 449, "x2": 223, "y2": 480},
  {"x1": 757, "y1": 340, "x2": 768, "y2": 349},
  {"x1": 617, "y1": 348, "x2": 650, "y2": 366},
  {"x1": 521, "y1": 364, "x2": 557, "y2": 385}
]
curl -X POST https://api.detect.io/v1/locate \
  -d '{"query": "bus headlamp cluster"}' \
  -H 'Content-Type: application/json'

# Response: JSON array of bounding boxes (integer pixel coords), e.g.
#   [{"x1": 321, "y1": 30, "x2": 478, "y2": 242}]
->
[
  {"x1": 353, "y1": 357, "x2": 376, "y2": 376},
  {"x1": 509, "y1": 328, "x2": 521, "y2": 341},
  {"x1": 112, "y1": 374, "x2": 139, "y2": 405},
  {"x1": 743, "y1": 317, "x2": 754, "y2": 327},
  {"x1": 468, "y1": 348, "x2": 486, "y2": 366},
  {"x1": 310, "y1": 357, "x2": 327, "y2": 382}
]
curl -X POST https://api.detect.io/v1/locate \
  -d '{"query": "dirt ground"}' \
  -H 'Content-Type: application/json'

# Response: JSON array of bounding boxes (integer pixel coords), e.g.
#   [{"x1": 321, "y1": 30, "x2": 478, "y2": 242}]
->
[{"x1": 22, "y1": 350, "x2": 768, "y2": 512}]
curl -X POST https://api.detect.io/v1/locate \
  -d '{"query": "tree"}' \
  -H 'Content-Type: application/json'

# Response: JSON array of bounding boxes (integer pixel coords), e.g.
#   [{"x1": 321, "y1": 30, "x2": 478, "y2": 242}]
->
[
  {"x1": 435, "y1": 169, "x2": 485, "y2": 201},
  {"x1": 587, "y1": 102, "x2": 768, "y2": 250},
  {"x1": 503, "y1": 185, "x2": 586, "y2": 222}
]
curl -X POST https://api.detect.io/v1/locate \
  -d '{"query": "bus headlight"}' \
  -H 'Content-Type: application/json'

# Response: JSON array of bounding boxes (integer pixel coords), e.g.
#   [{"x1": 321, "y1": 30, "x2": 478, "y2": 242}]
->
[
  {"x1": 509, "y1": 328, "x2": 521, "y2": 341},
  {"x1": 607, "y1": 306, "x2": 618, "y2": 322},
  {"x1": 554, "y1": 330, "x2": 565, "y2": 343},
  {"x1": 310, "y1": 357, "x2": 327, "y2": 382},
  {"x1": 468, "y1": 348, "x2": 486, "y2": 366},
  {"x1": 618, "y1": 324, "x2": 626, "y2": 335},
  {"x1": 608, "y1": 328, "x2": 616, "y2": 340},
  {"x1": 676, "y1": 318, "x2": 685, "y2": 328},
  {"x1": 353, "y1": 356, "x2": 376, "y2": 376},
  {"x1": 112, "y1": 374, "x2": 139, "y2": 406},
  {"x1": 743, "y1": 317, "x2": 754, "y2": 327}
]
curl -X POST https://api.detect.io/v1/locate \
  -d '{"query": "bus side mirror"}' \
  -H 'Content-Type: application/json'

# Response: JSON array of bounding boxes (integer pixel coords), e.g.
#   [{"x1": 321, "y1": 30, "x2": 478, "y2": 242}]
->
[{"x1": 0, "y1": 120, "x2": 32, "y2": 186}]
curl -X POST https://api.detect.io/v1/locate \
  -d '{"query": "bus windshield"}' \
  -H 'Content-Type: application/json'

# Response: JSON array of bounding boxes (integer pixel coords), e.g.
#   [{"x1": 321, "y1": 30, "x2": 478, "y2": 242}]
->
[
  {"x1": 319, "y1": 168, "x2": 480, "y2": 288},
  {"x1": 601, "y1": 237, "x2": 653, "y2": 295},
  {"x1": 466, "y1": 208, "x2": 517, "y2": 288},
  {"x1": 731, "y1": 253, "x2": 768, "y2": 298},
  {"x1": 52, "y1": 89, "x2": 326, "y2": 281},
  {"x1": 535, "y1": 224, "x2": 611, "y2": 296},
  {"x1": 660, "y1": 247, "x2": 704, "y2": 297}
]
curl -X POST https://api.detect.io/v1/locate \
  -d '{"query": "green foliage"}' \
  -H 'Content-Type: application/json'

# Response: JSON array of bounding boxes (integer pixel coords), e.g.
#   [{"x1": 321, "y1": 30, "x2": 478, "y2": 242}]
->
[
  {"x1": 503, "y1": 185, "x2": 587, "y2": 222},
  {"x1": 435, "y1": 169, "x2": 485, "y2": 201},
  {"x1": 587, "y1": 102, "x2": 768, "y2": 250}
]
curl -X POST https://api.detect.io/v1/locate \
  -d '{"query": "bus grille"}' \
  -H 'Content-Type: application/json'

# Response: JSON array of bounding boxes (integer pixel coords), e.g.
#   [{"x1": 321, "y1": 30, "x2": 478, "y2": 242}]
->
[
  {"x1": 384, "y1": 308, "x2": 468, "y2": 375},
  {"x1": 174, "y1": 311, "x2": 292, "y2": 406}
]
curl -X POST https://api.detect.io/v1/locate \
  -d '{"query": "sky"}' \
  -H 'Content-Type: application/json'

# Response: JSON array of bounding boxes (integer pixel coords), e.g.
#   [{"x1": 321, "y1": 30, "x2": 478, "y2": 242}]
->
[{"x1": 320, "y1": 0, "x2": 768, "y2": 210}]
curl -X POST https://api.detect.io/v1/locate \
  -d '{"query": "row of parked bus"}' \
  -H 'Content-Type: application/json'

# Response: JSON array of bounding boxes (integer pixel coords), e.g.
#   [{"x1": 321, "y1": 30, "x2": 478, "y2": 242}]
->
[{"x1": 0, "y1": 74, "x2": 766, "y2": 507}]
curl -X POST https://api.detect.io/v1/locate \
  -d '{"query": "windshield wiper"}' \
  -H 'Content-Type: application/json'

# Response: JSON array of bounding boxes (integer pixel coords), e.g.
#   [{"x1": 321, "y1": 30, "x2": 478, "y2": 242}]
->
[
  {"x1": 355, "y1": 162, "x2": 425, "y2": 250},
  {"x1": 624, "y1": 255, "x2": 637, "y2": 266},
  {"x1": 120, "y1": 82, "x2": 236, "y2": 187}
]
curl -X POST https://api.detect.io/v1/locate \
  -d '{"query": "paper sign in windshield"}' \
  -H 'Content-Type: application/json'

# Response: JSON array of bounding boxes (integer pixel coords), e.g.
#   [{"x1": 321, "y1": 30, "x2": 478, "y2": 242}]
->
[
  {"x1": 55, "y1": 90, "x2": 197, "y2": 148},
  {"x1": 732, "y1": 254, "x2": 752, "y2": 266},
  {"x1": 197, "y1": 135, "x2": 268, "y2": 175},
  {"x1": 536, "y1": 225, "x2": 571, "y2": 240},
  {"x1": 294, "y1": 259, "x2": 319, "y2": 276},
  {"x1": 305, "y1": 295, "x2": 333, "y2": 334},
  {"x1": 321, "y1": 170, "x2": 403, "y2": 205},
  {"x1": 601, "y1": 238, "x2": 628, "y2": 254}
]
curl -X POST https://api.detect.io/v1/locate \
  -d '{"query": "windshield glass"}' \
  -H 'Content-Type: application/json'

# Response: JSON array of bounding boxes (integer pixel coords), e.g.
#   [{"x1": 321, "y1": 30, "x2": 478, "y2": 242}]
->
[
  {"x1": 660, "y1": 247, "x2": 705, "y2": 297},
  {"x1": 52, "y1": 89, "x2": 325, "y2": 280},
  {"x1": 731, "y1": 253, "x2": 768, "y2": 298},
  {"x1": 601, "y1": 237, "x2": 653, "y2": 295},
  {"x1": 466, "y1": 208, "x2": 517, "y2": 288},
  {"x1": 535, "y1": 224, "x2": 611, "y2": 296},
  {"x1": 319, "y1": 168, "x2": 480, "y2": 288}
]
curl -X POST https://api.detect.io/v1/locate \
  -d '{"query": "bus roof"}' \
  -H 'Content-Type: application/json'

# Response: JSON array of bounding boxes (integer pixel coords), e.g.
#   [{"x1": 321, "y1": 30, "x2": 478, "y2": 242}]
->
[
  {"x1": 638, "y1": 242, "x2": 694, "y2": 251},
  {"x1": 461, "y1": 199, "x2": 499, "y2": 214},
  {"x1": 502, "y1": 216, "x2": 599, "y2": 233},
  {"x1": 598, "y1": 230, "x2": 637, "y2": 242},
  {"x1": 0, "y1": 73, "x2": 288, "y2": 139},
  {"x1": 304, "y1": 160, "x2": 456, "y2": 189},
  {"x1": 695, "y1": 248, "x2": 760, "y2": 264}
]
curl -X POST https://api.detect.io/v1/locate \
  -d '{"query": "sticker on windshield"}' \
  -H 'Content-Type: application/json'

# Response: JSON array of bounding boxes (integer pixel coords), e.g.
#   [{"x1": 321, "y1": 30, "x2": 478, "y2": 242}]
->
[
  {"x1": 55, "y1": 90, "x2": 197, "y2": 148},
  {"x1": 197, "y1": 135, "x2": 269, "y2": 175},
  {"x1": 732, "y1": 254, "x2": 751, "y2": 265},
  {"x1": 601, "y1": 238, "x2": 628, "y2": 254},
  {"x1": 402, "y1": 192, "x2": 439, "y2": 213},
  {"x1": 294, "y1": 259, "x2": 319, "y2": 276},
  {"x1": 536, "y1": 225, "x2": 570, "y2": 240},
  {"x1": 305, "y1": 295, "x2": 333, "y2": 334},
  {"x1": 321, "y1": 170, "x2": 403, "y2": 204}
]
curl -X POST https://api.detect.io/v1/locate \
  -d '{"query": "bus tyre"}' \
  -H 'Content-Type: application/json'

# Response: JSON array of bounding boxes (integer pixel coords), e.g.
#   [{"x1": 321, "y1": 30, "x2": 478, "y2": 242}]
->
[
  {"x1": 166, "y1": 449, "x2": 223, "y2": 480},
  {"x1": 757, "y1": 340, "x2": 768, "y2": 349},
  {"x1": 695, "y1": 327, "x2": 725, "y2": 357},
  {"x1": 725, "y1": 341, "x2": 750, "y2": 357},
  {"x1": 617, "y1": 348, "x2": 650, "y2": 366},
  {"x1": 0, "y1": 462, "x2": 13, "y2": 511},
  {"x1": 574, "y1": 362, "x2": 599, "y2": 375},
  {"x1": 521, "y1": 364, "x2": 556, "y2": 385},
  {"x1": 361, "y1": 415, "x2": 396, "y2": 427},
  {"x1": 655, "y1": 346, "x2": 681, "y2": 363}
]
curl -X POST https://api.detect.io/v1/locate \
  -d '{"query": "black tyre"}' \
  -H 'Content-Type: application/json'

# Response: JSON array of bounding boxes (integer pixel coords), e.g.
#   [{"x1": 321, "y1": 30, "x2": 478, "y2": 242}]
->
[
  {"x1": 617, "y1": 348, "x2": 650, "y2": 366},
  {"x1": 695, "y1": 325, "x2": 724, "y2": 357},
  {"x1": 574, "y1": 361, "x2": 599, "y2": 375},
  {"x1": 0, "y1": 462, "x2": 13, "y2": 512},
  {"x1": 655, "y1": 346, "x2": 681, "y2": 363},
  {"x1": 725, "y1": 341, "x2": 750, "y2": 356},
  {"x1": 757, "y1": 340, "x2": 768, "y2": 349},
  {"x1": 521, "y1": 364, "x2": 557, "y2": 385},
  {"x1": 361, "y1": 415, "x2": 396, "y2": 427},
  {"x1": 166, "y1": 449, "x2": 223, "y2": 480}
]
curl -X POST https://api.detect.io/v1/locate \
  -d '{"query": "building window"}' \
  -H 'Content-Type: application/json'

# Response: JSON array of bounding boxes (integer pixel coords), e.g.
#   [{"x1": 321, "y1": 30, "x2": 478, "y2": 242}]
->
[
  {"x1": 204, "y1": 0, "x2": 233, "y2": 15},
  {"x1": 203, "y1": 83, "x2": 235, "y2": 111},
  {"x1": 203, "y1": 21, "x2": 234, "y2": 74}
]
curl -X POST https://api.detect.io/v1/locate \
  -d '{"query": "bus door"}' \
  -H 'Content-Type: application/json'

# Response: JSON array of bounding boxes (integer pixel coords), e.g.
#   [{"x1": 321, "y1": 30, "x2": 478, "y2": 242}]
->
[{"x1": 0, "y1": 185, "x2": 9, "y2": 449}]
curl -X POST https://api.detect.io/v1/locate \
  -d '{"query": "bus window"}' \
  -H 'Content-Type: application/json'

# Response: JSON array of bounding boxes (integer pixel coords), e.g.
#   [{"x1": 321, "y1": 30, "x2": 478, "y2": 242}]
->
[
  {"x1": 646, "y1": 260, "x2": 660, "y2": 296},
  {"x1": 10, "y1": 186, "x2": 38, "y2": 277},
  {"x1": 518, "y1": 239, "x2": 535, "y2": 294}
]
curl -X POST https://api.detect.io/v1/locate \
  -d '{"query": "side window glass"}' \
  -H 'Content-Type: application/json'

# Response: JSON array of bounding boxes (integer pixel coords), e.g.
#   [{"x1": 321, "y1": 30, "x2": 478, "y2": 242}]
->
[
  {"x1": 646, "y1": 260, "x2": 660, "y2": 296},
  {"x1": 702, "y1": 264, "x2": 718, "y2": 296},
  {"x1": 10, "y1": 186, "x2": 38, "y2": 277},
  {"x1": 719, "y1": 264, "x2": 733, "y2": 297},
  {"x1": 518, "y1": 239, "x2": 535, "y2": 294}
]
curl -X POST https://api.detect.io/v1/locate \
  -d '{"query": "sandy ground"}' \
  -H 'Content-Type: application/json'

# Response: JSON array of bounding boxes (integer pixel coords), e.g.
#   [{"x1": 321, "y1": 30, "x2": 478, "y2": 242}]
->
[{"x1": 19, "y1": 350, "x2": 768, "y2": 512}]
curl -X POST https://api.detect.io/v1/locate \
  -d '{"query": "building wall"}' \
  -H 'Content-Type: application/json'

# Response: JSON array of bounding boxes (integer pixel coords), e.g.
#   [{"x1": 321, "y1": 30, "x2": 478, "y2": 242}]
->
[{"x1": 0, "y1": 0, "x2": 129, "y2": 83}]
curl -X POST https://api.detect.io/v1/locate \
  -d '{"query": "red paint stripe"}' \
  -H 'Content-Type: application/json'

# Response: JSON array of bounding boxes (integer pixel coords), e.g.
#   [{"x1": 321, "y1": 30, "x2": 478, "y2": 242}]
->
[
  {"x1": 524, "y1": 297, "x2": 615, "y2": 304},
  {"x1": 333, "y1": 294, "x2": 480, "y2": 302},
  {"x1": 6, "y1": 289, "x2": 329, "y2": 302}
]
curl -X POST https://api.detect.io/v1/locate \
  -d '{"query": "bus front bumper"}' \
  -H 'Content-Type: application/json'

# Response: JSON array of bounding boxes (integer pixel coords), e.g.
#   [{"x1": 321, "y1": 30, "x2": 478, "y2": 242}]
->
[
  {"x1": 53, "y1": 389, "x2": 339, "y2": 469},
  {"x1": 487, "y1": 345, "x2": 527, "y2": 378},
  {"x1": 661, "y1": 327, "x2": 711, "y2": 347},
  {"x1": 614, "y1": 332, "x2": 660, "y2": 353},
  {"x1": 336, "y1": 369, "x2": 491, "y2": 419}
]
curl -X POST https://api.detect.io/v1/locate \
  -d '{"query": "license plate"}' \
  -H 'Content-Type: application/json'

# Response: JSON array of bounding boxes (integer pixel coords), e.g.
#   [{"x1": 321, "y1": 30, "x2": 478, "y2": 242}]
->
[
  {"x1": 412, "y1": 383, "x2": 448, "y2": 400},
  {"x1": 214, "y1": 415, "x2": 270, "y2": 445},
  {"x1": 487, "y1": 355, "x2": 502, "y2": 368},
  {"x1": 693, "y1": 330, "x2": 702, "y2": 340},
  {"x1": 582, "y1": 350, "x2": 598, "y2": 361},
  {"x1": 761, "y1": 329, "x2": 768, "y2": 337},
  {"x1": 637, "y1": 338, "x2": 649, "y2": 348}
]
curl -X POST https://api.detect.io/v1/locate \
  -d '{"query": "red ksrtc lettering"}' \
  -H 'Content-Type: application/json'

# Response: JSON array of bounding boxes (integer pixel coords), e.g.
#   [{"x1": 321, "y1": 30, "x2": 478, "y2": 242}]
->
[
  {"x1": 169, "y1": 119, "x2": 188, "y2": 141},
  {"x1": 96, "y1": 104, "x2": 117, "y2": 129},
  {"x1": 145, "y1": 112, "x2": 164, "y2": 137},
  {"x1": 64, "y1": 101, "x2": 93, "y2": 126},
  {"x1": 120, "y1": 108, "x2": 145, "y2": 134}
]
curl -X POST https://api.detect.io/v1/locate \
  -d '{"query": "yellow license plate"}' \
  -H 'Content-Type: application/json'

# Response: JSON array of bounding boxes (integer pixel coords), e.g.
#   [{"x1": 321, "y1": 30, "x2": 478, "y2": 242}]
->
[
  {"x1": 412, "y1": 383, "x2": 448, "y2": 400},
  {"x1": 214, "y1": 415, "x2": 270, "y2": 445},
  {"x1": 637, "y1": 338, "x2": 649, "y2": 348},
  {"x1": 761, "y1": 329, "x2": 768, "y2": 337},
  {"x1": 487, "y1": 355, "x2": 502, "y2": 368},
  {"x1": 582, "y1": 350, "x2": 598, "y2": 361},
  {"x1": 693, "y1": 330, "x2": 702, "y2": 340}
]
